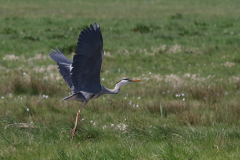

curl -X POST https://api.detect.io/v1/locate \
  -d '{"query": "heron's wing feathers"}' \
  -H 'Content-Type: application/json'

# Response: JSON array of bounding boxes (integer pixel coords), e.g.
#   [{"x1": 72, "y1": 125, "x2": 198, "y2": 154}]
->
[
  {"x1": 49, "y1": 48, "x2": 74, "y2": 90},
  {"x1": 71, "y1": 23, "x2": 104, "y2": 93},
  {"x1": 80, "y1": 91, "x2": 95, "y2": 101}
]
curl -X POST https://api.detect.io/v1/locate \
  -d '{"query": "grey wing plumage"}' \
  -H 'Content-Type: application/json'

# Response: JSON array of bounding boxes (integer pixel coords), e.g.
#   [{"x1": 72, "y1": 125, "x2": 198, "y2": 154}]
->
[
  {"x1": 49, "y1": 47, "x2": 74, "y2": 90},
  {"x1": 71, "y1": 23, "x2": 104, "y2": 93}
]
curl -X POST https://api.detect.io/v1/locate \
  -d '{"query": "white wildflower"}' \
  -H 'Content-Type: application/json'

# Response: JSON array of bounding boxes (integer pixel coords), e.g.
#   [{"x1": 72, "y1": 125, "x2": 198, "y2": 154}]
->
[
  {"x1": 129, "y1": 101, "x2": 132, "y2": 105},
  {"x1": 116, "y1": 123, "x2": 128, "y2": 131}
]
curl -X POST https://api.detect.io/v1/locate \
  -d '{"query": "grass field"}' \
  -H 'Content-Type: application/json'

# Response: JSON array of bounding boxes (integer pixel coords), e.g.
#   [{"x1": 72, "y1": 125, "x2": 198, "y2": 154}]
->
[{"x1": 0, "y1": 0, "x2": 240, "y2": 159}]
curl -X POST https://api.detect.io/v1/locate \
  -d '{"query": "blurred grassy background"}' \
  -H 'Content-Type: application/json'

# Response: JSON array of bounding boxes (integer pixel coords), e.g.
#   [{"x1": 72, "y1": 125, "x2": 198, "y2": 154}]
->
[{"x1": 0, "y1": 0, "x2": 240, "y2": 159}]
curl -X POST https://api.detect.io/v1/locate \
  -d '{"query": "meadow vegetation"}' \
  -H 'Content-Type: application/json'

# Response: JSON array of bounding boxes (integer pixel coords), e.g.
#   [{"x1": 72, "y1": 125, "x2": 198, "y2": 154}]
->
[{"x1": 0, "y1": 0, "x2": 240, "y2": 159}]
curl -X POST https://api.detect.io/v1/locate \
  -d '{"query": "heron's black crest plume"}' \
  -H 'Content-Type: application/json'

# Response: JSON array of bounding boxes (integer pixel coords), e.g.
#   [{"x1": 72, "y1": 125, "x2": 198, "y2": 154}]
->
[{"x1": 115, "y1": 78, "x2": 130, "y2": 85}]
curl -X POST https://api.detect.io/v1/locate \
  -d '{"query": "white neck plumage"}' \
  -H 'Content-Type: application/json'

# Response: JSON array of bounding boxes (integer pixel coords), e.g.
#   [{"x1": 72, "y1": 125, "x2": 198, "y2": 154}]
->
[{"x1": 105, "y1": 80, "x2": 131, "y2": 94}]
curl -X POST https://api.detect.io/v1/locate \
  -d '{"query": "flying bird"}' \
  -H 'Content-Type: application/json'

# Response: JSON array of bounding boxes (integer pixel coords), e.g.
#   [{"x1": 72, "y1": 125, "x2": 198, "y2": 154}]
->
[{"x1": 49, "y1": 23, "x2": 141, "y2": 138}]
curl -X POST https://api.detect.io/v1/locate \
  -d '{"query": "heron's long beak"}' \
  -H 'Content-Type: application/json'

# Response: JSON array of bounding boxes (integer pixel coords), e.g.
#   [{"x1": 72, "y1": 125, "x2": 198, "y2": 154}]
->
[{"x1": 131, "y1": 79, "x2": 142, "y2": 82}]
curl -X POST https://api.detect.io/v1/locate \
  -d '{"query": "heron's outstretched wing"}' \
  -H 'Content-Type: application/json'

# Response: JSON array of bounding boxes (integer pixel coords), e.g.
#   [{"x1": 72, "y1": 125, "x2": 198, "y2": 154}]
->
[
  {"x1": 49, "y1": 48, "x2": 74, "y2": 90},
  {"x1": 71, "y1": 23, "x2": 104, "y2": 93}
]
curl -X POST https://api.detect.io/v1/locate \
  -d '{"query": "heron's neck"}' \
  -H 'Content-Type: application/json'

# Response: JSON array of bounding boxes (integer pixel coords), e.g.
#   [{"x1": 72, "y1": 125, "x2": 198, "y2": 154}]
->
[{"x1": 105, "y1": 81, "x2": 125, "y2": 94}]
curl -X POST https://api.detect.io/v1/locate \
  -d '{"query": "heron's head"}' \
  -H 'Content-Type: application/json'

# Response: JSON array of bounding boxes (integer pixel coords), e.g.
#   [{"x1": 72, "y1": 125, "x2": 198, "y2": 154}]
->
[
  {"x1": 117, "y1": 78, "x2": 141, "y2": 86},
  {"x1": 113, "y1": 78, "x2": 141, "y2": 91}
]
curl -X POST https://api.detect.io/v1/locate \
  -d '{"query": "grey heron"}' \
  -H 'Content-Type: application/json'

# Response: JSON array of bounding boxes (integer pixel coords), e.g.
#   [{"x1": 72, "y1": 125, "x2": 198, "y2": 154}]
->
[{"x1": 49, "y1": 23, "x2": 141, "y2": 138}]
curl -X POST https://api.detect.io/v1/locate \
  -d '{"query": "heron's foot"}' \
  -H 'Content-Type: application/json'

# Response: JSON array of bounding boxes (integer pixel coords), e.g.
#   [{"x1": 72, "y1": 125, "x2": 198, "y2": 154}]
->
[{"x1": 71, "y1": 126, "x2": 77, "y2": 138}]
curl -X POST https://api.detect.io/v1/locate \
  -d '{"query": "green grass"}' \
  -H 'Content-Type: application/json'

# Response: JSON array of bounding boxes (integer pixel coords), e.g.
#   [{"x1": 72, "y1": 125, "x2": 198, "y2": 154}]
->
[{"x1": 0, "y1": 0, "x2": 240, "y2": 159}]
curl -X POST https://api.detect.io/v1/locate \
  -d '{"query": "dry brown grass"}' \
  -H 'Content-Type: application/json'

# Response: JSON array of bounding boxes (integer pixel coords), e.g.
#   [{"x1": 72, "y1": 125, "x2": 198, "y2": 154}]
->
[
  {"x1": 188, "y1": 85, "x2": 225, "y2": 103},
  {"x1": 0, "y1": 72, "x2": 68, "y2": 97},
  {"x1": 173, "y1": 101, "x2": 240, "y2": 126},
  {"x1": 0, "y1": 70, "x2": 238, "y2": 128},
  {"x1": 135, "y1": 82, "x2": 239, "y2": 126},
  {"x1": 235, "y1": 80, "x2": 240, "y2": 90},
  {"x1": 12, "y1": 77, "x2": 65, "y2": 96}
]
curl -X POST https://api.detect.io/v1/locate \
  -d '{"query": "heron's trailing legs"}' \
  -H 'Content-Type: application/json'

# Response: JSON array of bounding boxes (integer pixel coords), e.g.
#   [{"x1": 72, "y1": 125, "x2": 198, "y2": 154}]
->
[{"x1": 71, "y1": 100, "x2": 88, "y2": 138}]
